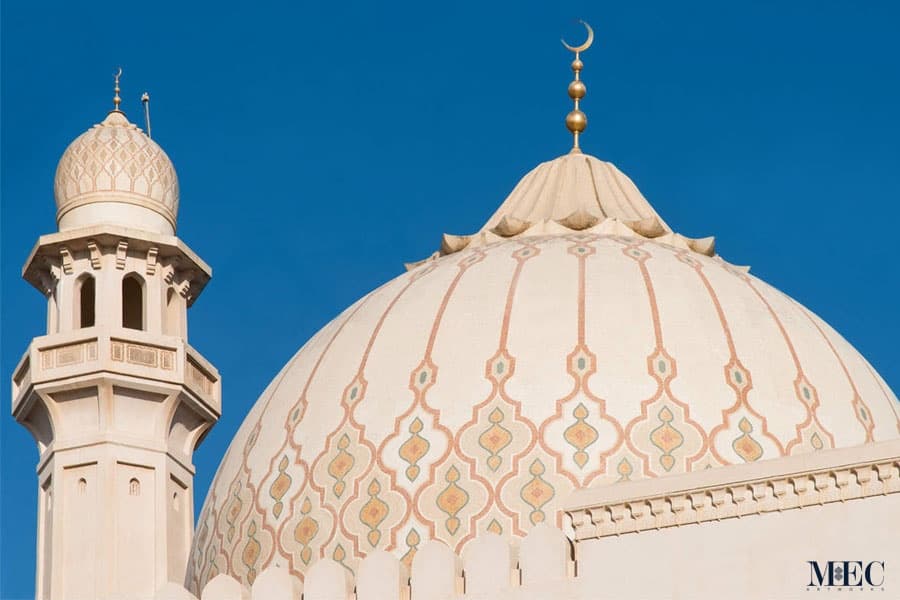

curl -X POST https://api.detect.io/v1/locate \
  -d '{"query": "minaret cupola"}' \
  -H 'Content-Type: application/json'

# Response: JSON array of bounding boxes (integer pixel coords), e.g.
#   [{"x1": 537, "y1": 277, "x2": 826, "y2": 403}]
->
[{"x1": 53, "y1": 70, "x2": 179, "y2": 235}]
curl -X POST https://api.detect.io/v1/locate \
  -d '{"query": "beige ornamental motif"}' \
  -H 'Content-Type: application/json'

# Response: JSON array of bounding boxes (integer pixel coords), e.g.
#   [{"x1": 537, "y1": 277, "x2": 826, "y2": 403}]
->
[
  {"x1": 54, "y1": 110, "x2": 179, "y2": 227},
  {"x1": 187, "y1": 155, "x2": 900, "y2": 592}
]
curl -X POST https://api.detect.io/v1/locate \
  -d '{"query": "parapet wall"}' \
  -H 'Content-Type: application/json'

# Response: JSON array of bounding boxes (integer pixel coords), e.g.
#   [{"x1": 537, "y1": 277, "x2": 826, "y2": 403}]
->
[
  {"x1": 156, "y1": 523, "x2": 576, "y2": 600},
  {"x1": 157, "y1": 441, "x2": 900, "y2": 600}
]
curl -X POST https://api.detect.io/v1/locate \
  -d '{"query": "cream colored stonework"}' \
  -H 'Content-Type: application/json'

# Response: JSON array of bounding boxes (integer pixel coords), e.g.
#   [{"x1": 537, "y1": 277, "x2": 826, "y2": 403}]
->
[
  {"x1": 14, "y1": 111, "x2": 219, "y2": 599},
  {"x1": 159, "y1": 441, "x2": 900, "y2": 599},
  {"x1": 54, "y1": 111, "x2": 179, "y2": 234},
  {"x1": 14, "y1": 74, "x2": 900, "y2": 600},
  {"x1": 569, "y1": 440, "x2": 900, "y2": 599},
  {"x1": 418, "y1": 154, "x2": 715, "y2": 265},
  {"x1": 187, "y1": 154, "x2": 900, "y2": 592}
]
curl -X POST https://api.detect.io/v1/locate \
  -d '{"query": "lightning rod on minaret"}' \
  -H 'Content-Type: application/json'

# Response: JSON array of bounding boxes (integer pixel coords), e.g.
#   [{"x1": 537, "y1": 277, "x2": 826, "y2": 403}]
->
[{"x1": 141, "y1": 92, "x2": 152, "y2": 138}]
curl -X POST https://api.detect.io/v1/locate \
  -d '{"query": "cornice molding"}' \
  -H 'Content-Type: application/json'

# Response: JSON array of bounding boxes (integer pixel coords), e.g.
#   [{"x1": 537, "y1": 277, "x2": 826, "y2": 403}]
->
[{"x1": 565, "y1": 440, "x2": 900, "y2": 541}]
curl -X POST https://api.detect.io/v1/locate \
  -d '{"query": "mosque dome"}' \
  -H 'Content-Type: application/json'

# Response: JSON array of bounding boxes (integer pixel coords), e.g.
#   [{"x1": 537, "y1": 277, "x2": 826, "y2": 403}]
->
[
  {"x1": 54, "y1": 109, "x2": 179, "y2": 234},
  {"x1": 187, "y1": 151, "x2": 899, "y2": 589}
]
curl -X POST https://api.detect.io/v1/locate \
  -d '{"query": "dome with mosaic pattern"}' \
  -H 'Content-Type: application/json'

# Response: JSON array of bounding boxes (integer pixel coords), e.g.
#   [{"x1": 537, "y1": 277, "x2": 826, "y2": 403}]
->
[
  {"x1": 187, "y1": 151, "x2": 900, "y2": 590},
  {"x1": 54, "y1": 109, "x2": 179, "y2": 234}
]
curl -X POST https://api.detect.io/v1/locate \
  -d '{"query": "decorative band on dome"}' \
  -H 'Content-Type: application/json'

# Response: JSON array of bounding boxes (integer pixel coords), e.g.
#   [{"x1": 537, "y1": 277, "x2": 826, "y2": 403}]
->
[{"x1": 54, "y1": 190, "x2": 178, "y2": 229}]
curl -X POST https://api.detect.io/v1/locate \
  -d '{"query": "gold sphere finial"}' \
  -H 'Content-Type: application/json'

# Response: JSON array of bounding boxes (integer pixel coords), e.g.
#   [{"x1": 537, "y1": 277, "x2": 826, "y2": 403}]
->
[
  {"x1": 561, "y1": 21, "x2": 594, "y2": 154},
  {"x1": 113, "y1": 67, "x2": 123, "y2": 112}
]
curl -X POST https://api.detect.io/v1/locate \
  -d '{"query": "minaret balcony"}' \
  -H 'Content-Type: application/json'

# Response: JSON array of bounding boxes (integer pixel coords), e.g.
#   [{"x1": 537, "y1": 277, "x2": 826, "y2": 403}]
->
[{"x1": 11, "y1": 326, "x2": 220, "y2": 426}]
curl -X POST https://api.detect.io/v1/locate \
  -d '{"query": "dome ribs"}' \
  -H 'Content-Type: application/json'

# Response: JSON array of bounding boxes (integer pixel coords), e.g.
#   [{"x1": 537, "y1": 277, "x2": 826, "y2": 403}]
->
[
  {"x1": 857, "y1": 360, "x2": 900, "y2": 435},
  {"x1": 583, "y1": 156, "x2": 609, "y2": 218},
  {"x1": 306, "y1": 264, "x2": 442, "y2": 571},
  {"x1": 728, "y1": 267, "x2": 836, "y2": 455},
  {"x1": 602, "y1": 159, "x2": 650, "y2": 223},
  {"x1": 373, "y1": 248, "x2": 493, "y2": 564},
  {"x1": 191, "y1": 237, "x2": 898, "y2": 589},
  {"x1": 209, "y1": 289, "x2": 380, "y2": 586},
  {"x1": 675, "y1": 250, "x2": 787, "y2": 465},
  {"x1": 537, "y1": 235, "x2": 624, "y2": 496},
  {"x1": 789, "y1": 297, "x2": 877, "y2": 444},
  {"x1": 612, "y1": 238, "x2": 709, "y2": 482},
  {"x1": 455, "y1": 240, "x2": 543, "y2": 540},
  {"x1": 421, "y1": 153, "x2": 715, "y2": 264}
]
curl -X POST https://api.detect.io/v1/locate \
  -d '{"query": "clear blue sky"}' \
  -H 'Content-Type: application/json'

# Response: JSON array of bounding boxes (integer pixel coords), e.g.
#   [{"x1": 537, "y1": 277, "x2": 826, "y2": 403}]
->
[{"x1": 2, "y1": 1, "x2": 899, "y2": 597}]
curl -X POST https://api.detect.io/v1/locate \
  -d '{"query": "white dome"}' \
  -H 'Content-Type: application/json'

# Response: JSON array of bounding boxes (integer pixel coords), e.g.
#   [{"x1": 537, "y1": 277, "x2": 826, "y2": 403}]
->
[
  {"x1": 188, "y1": 155, "x2": 899, "y2": 590},
  {"x1": 54, "y1": 110, "x2": 179, "y2": 234}
]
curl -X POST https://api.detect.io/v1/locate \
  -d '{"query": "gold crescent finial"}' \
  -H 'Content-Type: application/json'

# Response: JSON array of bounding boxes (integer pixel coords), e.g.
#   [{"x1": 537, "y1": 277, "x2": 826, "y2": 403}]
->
[
  {"x1": 113, "y1": 67, "x2": 123, "y2": 112},
  {"x1": 561, "y1": 21, "x2": 593, "y2": 154},
  {"x1": 561, "y1": 20, "x2": 594, "y2": 54}
]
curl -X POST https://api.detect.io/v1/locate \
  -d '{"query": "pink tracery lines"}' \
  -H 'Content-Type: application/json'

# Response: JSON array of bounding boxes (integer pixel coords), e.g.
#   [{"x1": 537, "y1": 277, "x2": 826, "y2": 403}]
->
[
  {"x1": 721, "y1": 262, "x2": 835, "y2": 454},
  {"x1": 375, "y1": 248, "x2": 493, "y2": 551},
  {"x1": 454, "y1": 241, "x2": 542, "y2": 539},
  {"x1": 538, "y1": 234, "x2": 624, "y2": 489},
  {"x1": 675, "y1": 251, "x2": 785, "y2": 465},
  {"x1": 787, "y1": 297, "x2": 876, "y2": 443},
  {"x1": 302, "y1": 263, "x2": 440, "y2": 566},
  {"x1": 613, "y1": 239, "x2": 708, "y2": 479},
  {"x1": 231, "y1": 291, "x2": 380, "y2": 581},
  {"x1": 211, "y1": 317, "x2": 353, "y2": 584}
]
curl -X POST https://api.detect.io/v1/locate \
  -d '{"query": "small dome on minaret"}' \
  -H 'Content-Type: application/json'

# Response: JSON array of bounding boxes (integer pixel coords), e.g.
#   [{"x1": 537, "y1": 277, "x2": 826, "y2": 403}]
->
[{"x1": 53, "y1": 71, "x2": 179, "y2": 234}]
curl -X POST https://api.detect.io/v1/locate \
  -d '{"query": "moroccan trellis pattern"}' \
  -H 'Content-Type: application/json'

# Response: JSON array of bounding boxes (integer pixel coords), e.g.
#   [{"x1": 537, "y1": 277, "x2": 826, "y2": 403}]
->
[
  {"x1": 188, "y1": 235, "x2": 900, "y2": 592},
  {"x1": 54, "y1": 111, "x2": 179, "y2": 221}
]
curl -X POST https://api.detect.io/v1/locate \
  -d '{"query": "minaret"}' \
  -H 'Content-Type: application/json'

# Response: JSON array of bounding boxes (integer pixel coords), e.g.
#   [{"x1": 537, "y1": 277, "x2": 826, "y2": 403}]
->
[{"x1": 10, "y1": 72, "x2": 221, "y2": 600}]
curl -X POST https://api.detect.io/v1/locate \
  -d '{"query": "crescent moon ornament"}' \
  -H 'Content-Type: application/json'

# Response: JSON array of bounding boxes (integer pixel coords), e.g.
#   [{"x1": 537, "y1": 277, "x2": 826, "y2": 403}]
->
[
  {"x1": 561, "y1": 21, "x2": 593, "y2": 153},
  {"x1": 561, "y1": 20, "x2": 594, "y2": 54},
  {"x1": 113, "y1": 67, "x2": 123, "y2": 111}
]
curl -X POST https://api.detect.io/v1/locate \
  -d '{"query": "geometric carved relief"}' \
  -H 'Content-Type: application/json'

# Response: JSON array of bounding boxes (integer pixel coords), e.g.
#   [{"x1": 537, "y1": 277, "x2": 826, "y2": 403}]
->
[
  {"x1": 110, "y1": 340, "x2": 175, "y2": 370},
  {"x1": 125, "y1": 344, "x2": 159, "y2": 367},
  {"x1": 56, "y1": 344, "x2": 84, "y2": 367},
  {"x1": 40, "y1": 340, "x2": 99, "y2": 370},
  {"x1": 187, "y1": 359, "x2": 214, "y2": 394},
  {"x1": 127, "y1": 345, "x2": 158, "y2": 367}
]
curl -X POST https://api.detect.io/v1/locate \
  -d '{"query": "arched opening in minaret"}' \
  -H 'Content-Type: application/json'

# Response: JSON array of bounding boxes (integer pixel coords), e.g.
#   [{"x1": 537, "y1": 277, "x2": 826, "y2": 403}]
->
[
  {"x1": 75, "y1": 274, "x2": 96, "y2": 328},
  {"x1": 122, "y1": 274, "x2": 145, "y2": 330}
]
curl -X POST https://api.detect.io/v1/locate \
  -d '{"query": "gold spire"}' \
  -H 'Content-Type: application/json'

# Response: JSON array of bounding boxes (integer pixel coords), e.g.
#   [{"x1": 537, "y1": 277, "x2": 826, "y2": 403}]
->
[
  {"x1": 113, "y1": 67, "x2": 123, "y2": 112},
  {"x1": 561, "y1": 21, "x2": 594, "y2": 154}
]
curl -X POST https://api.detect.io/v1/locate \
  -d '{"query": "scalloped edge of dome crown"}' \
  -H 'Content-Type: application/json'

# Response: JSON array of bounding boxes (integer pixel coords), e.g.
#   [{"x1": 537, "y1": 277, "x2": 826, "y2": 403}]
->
[{"x1": 408, "y1": 153, "x2": 715, "y2": 270}]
